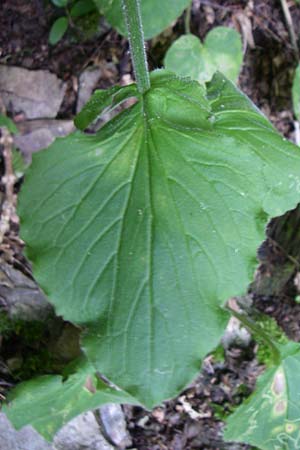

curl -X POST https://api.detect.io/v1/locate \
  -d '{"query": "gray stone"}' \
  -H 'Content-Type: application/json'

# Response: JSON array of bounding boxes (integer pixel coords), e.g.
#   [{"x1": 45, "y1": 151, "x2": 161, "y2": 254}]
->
[
  {"x1": 98, "y1": 404, "x2": 132, "y2": 449},
  {"x1": 222, "y1": 316, "x2": 251, "y2": 350},
  {"x1": 53, "y1": 412, "x2": 115, "y2": 450},
  {"x1": 15, "y1": 119, "x2": 74, "y2": 162},
  {"x1": 0, "y1": 413, "x2": 52, "y2": 450},
  {"x1": 76, "y1": 67, "x2": 102, "y2": 114},
  {"x1": 0, "y1": 259, "x2": 52, "y2": 322},
  {"x1": 0, "y1": 65, "x2": 66, "y2": 119}
]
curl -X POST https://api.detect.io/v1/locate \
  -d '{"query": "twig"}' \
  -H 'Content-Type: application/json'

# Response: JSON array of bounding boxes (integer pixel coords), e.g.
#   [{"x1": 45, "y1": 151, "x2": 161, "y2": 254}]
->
[
  {"x1": 0, "y1": 127, "x2": 16, "y2": 243},
  {"x1": 268, "y1": 236, "x2": 300, "y2": 269},
  {"x1": 279, "y1": 0, "x2": 299, "y2": 57}
]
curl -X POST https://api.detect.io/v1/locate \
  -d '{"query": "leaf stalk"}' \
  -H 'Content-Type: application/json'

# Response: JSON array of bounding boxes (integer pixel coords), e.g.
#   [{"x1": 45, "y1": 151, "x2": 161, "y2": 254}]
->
[{"x1": 121, "y1": 0, "x2": 150, "y2": 94}]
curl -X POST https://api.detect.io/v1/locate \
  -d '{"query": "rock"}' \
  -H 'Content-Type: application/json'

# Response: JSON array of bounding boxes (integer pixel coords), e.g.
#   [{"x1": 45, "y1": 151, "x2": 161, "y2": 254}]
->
[
  {"x1": 48, "y1": 323, "x2": 81, "y2": 364},
  {"x1": 76, "y1": 67, "x2": 102, "y2": 114},
  {"x1": 15, "y1": 119, "x2": 74, "y2": 162},
  {"x1": 0, "y1": 259, "x2": 52, "y2": 322},
  {"x1": 98, "y1": 404, "x2": 132, "y2": 449},
  {"x1": 0, "y1": 413, "x2": 52, "y2": 450},
  {"x1": 222, "y1": 316, "x2": 251, "y2": 350},
  {"x1": 53, "y1": 412, "x2": 115, "y2": 450},
  {"x1": 0, "y1": 65, "x2": 66, "y2": 119}
]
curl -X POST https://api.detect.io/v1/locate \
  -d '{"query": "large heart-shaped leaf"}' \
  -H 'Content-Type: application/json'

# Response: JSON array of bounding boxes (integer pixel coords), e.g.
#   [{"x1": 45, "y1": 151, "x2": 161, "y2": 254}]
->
[
  {"x1": 224, "y1": 343, "x2": 300, "y2": 450},
  {"x1": 165, "y1": 27, "x2": 243, "y2": 83},
  {"x1": 93, "y1": 0, "x2": 191, "y2": 39},
  {"x1": 3, "y1": 358, "x2": 136, "y2": 440},
  {"x1": 18, "y1": 71, "x2": 300, "y2": 408}
]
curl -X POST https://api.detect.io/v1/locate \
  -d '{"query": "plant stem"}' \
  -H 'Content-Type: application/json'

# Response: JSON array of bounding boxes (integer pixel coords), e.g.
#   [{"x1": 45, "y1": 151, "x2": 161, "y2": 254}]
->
[
  {"x1": 121, "y1": 0, "x2": 150, "y2": 94},
  {"x1": 184, "y1": 3, "x2": 192, "y2": 34},
  {"x1": 226, "y1": 305, "x2": 281, "y2": 366}
]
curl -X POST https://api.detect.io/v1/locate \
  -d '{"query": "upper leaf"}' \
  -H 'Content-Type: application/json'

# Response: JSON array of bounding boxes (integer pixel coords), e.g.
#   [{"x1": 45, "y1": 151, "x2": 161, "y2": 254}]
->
[
  {"x1": 224, "y1": 343, "x2": 300, "y2": 450},
  {"x1": 93, "y1": 0, "x2": 191, "y2": 39},
  {"x1": 18, "y1": 71, "x2": 300, "y2": 408},
  {"x1": 165, "y1": 27, "x2": 243, "y2": 84},
  {"x1": 3, "y1": 358, "x2": 136, "y2": 440}
]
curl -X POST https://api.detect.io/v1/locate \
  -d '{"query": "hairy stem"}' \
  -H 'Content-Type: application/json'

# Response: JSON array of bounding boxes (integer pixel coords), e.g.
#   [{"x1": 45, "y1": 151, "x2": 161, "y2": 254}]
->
[
  {"x1": 226, "y1": 305, "x2": 281, "y2": 366},
  {"x1": 121, "y1": 0, "x2": 150, "y2": 94},
  {"x1": 184, "y1": 3, "x2": 192, "y2": 34}
]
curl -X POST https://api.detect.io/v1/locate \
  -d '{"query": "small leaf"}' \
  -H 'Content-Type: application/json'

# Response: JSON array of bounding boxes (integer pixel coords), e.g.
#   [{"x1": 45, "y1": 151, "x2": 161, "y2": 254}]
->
[
  {"x1": 292, "y1": 63, "x2": 300, "y2": 120},
  {"x1": 49, "y1": 17, "x2": 68, "y2": 45},
  {"x1": 204, "y1": 27, "x2": 243, "y2": 81},
  {"x1": 19, "y1": 71, "x2": 300, "y2": 408},
  {"x1": 224, "y1": 343, "x2": 300, "y2": 450},
  {"x1": 3, "y1": 358, "x2": 137, "y2": 440},
  {"x1": 70, "y1": 0, "x2": 96, "y2": 18},
  {"x1": 165, "y1": 27, "x2": 243, "y2": 83},
  {"x1": 165, "y1": 34, "x2": 215, "y2": 84},
  {"x1": 93, "y1": 0, "x2": 191, "y2": 39},
  {"x1": 12, "y1": 149, "x2": 27, "y2": 178},
  {"x1": 0, "y1": 114, "x2": 18, "y2": 134},
  {"x1": 74, "y1": 83, "x2": 139, "y2": 130}
]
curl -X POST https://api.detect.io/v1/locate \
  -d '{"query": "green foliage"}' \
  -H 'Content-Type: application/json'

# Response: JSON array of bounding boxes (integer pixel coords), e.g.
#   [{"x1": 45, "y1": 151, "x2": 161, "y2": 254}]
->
[
  {"x1": 292, "y1": 63, "x2": 300, "y2": 120},
  {"x1": 49, "y1": 0, "x2": 99, "y2": 45},
  {"x1": 0, "y1": 114, "x2": 18, "y2": 134},
  {"x1": 164, "y1": 27, "x2": 243, "y2": 84},
  {"x1": 17, "y1": 70, "x2": 300, "y2": 418},
  {"x1": 93, "y1": 0, "x2": 192, "y2": 39},
  {"x1": 12, "y1": 148, "x2": 27, "y2": 178},
  {"x1": 49, "y1": 17, "x2": 69, "y2": 45},
  {"x1": 224, "y1": 342, "x2": 300, "y2": 449},
  {"x1": 6, "y1": 3, "x2": 300, "y2": 444},
  {"x1": 3, "y1": 358, "x2": 137, "y2": 440},
  {"x1": 70, "y1": 0, "x2": 96, "y2": 17},
  {"x1": 255, "y1": 316, "x2": 290, "y2": 366},
  {"x1": 0, "y1": 316, "x2": 56, "y2": 380}
]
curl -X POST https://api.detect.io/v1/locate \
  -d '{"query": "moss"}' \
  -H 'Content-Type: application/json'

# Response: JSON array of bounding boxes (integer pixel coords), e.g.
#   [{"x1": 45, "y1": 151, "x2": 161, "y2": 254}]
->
[
  {"x1": 0, "y1": 312, "x2": 15, "y2": 336},
  {"x1": 254, "y1": 316, "x2": 289, "y2": 366},
  {"x1": 1, "y1": 314, "x2": 62, "y2": 381}
]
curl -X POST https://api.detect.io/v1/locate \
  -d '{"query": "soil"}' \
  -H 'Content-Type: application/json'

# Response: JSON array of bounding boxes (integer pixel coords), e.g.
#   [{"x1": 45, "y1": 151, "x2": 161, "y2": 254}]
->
[{"x1": 1, "y1": 0, "x2": 300, "y2": 449}]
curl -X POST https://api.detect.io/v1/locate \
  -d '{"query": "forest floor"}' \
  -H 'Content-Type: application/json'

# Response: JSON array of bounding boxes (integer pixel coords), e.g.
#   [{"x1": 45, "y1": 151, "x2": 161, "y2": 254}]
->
[{"x1": 1, "y1": 0, "x2": 300, "y2": 449}]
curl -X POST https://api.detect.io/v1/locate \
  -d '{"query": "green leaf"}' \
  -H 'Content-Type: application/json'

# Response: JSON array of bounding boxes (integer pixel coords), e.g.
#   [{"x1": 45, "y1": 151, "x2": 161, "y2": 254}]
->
[
  {"x1": 93, "y1": 0, "x2": 191, "y2": 39},
  {"x1": 292, "y1": 63, "x2": 300, "y2": 120},
  {"x1": 165, "y1": 27, "x2": 243, "y2": 83},
  {"x1": 70, "y1": 0, "x2": 97, "y2": 18},
  {"x1": 0, "y1": 114, "x2": 18, "y2": 134},
  {"x1": 18, "y1": 71, "x2": 300, "y2": 408},
  {"x1": 12, "y1": 149, "x2": 27, "y2": 178},
  {"x1": 3, "y1": 358, "x2": 137, "y2": 440},
  {"x1": 49, "y1": 17, "x2": 68, "y2": 45},
  {"x1": 224, "y1": 343, "x2": 300, "y2": 450},
  {"x1": 74, "y1": 83, "x2": 139, "y2": 130}
]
